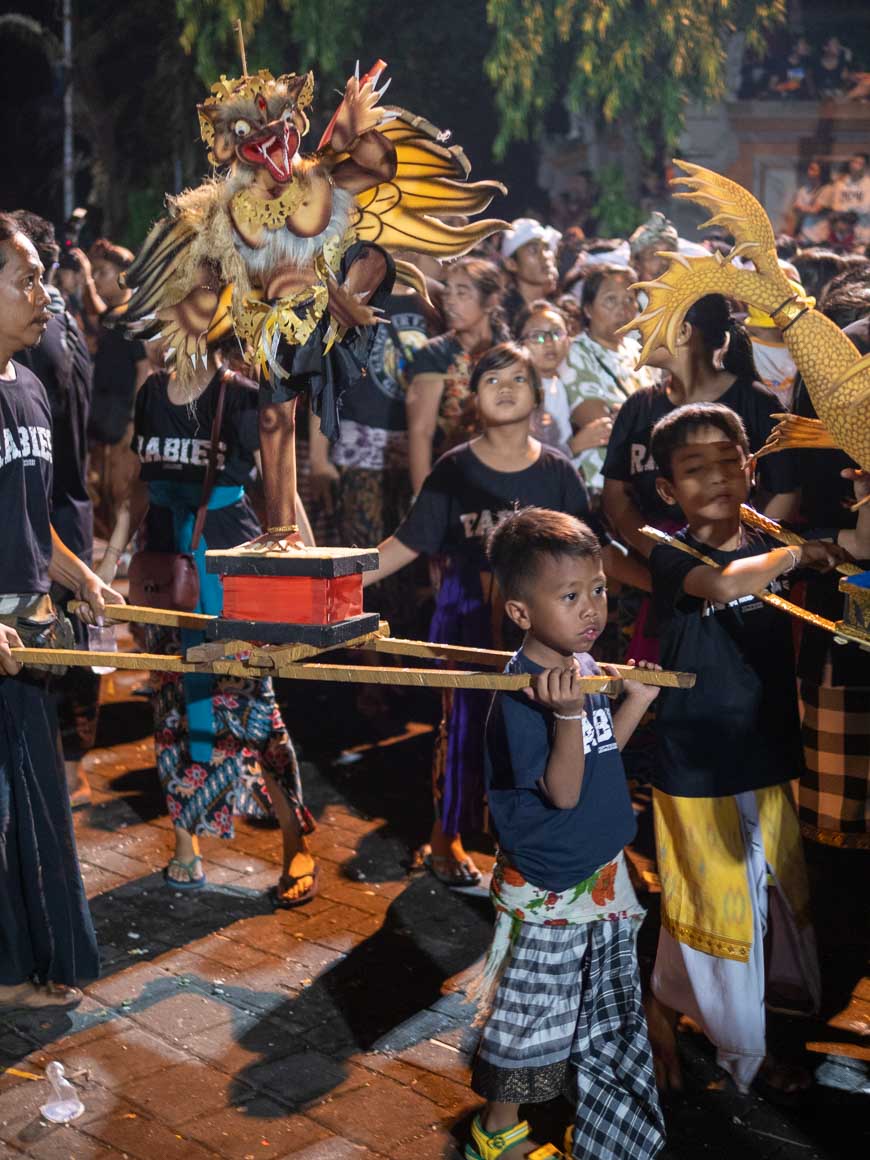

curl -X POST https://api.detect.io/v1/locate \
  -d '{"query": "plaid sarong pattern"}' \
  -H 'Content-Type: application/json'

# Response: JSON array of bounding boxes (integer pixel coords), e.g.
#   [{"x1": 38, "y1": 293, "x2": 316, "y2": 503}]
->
[
  {"x1": 472, "y1": 918, "x2": 665, "y2": 1160},
  {"x1": 799, "y1": 679, "x2": 870, "y2": 849}
]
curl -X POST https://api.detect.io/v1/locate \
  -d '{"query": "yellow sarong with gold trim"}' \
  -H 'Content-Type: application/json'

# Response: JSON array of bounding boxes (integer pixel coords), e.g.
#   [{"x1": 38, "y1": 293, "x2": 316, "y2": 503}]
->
[{"x1": 653, "y1": 785, "x2": 812, "y2": 962}]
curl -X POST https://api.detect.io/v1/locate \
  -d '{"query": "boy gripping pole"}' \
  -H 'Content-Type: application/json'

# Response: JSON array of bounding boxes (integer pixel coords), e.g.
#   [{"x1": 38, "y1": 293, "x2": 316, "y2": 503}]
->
[
  {"x1": 643, "y1": 401, "x2": 869, "y2": 1095},
  {"x1": 466, "y1": 508, "x2": 665, "y2": 1160}
]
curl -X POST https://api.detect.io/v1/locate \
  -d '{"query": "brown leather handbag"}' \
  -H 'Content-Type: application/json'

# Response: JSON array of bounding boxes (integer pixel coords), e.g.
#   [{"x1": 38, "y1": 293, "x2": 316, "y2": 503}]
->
[{"x1": 127, "y1": 369, "x2": 232, "y2": 612}]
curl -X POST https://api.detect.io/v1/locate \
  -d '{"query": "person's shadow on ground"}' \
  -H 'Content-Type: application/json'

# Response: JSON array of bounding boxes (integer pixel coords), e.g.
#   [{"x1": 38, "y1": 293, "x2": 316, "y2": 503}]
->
[{"x1": 224, "y1": 875, "x2": 491, "y2": 1111}]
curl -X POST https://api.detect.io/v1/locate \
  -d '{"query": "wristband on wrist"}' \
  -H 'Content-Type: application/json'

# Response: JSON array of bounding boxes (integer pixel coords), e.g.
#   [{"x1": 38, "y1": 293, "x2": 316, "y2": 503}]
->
[
  {"x1": 782, "y1": 546, "x2": 800, "y2": 574},
  {"x1": 104, "y1": 545, "x2": 121, "y2": 557},
  {"x1": 553, "y1": 711, "x2": 586, "y2": 721}
]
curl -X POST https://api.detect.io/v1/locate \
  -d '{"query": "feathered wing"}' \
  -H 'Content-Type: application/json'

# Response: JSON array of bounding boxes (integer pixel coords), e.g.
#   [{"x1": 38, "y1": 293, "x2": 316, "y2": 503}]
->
[
  {"x1": 350, "y1": 108, "x2": 508, "y2": 256},
  {"x1": 114, "y1": 182, "x2": 244, "y2": 389}
]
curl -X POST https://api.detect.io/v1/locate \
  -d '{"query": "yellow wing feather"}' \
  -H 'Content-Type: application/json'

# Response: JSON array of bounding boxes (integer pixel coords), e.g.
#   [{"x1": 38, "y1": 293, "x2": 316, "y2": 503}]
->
[{"x1": 351, "y1": 108, "x2": 508, "y2": 258}]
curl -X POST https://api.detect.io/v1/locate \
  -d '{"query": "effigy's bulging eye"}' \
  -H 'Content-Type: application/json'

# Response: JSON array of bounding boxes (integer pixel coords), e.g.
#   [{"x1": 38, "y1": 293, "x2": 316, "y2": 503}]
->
[{"x1": 233, "y1": 119, "x2": 251, "y2": 138}]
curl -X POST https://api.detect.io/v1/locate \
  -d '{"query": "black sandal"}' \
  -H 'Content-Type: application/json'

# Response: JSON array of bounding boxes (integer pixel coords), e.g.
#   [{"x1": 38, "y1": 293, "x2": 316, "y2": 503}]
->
[{"x1": 270, "y1": 865, "x2": 319, "y2": 909}]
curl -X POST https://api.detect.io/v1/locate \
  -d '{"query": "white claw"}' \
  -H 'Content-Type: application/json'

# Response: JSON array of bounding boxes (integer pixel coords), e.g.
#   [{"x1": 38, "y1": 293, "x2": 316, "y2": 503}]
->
[
  {"x1": 189, "y1": 352, "x2": 197, "y2": 367},
  {"x1": 370, "y1": 69, "x2": 383, "y2": 89},
  {"x1": 375, "y1": 78, "x2": 391, "y2": 99},
  {"x1": 354, "y1": 60, "x2": 359, "y2": 80}
]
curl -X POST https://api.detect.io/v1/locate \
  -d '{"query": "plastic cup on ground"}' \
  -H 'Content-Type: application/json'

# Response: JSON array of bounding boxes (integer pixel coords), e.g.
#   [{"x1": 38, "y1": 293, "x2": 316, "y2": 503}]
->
[
  {"x1": 87, "y1": 623, "x2": 117, "y2": 674},
  {"x1": 39, "y1": 1061, "x2": 84, "y2": 1123}
]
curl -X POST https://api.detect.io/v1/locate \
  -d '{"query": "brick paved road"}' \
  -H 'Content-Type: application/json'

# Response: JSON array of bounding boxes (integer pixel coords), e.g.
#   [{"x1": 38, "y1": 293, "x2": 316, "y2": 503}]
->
[{"x1": 0, "y1": 666, "x2": 866, "y2": 1159}]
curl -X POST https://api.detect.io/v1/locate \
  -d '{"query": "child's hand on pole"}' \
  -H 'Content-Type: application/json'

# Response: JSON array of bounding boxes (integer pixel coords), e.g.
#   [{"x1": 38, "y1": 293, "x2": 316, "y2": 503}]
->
[
  {"x1": 603, "y1": 659, "x2": 662, "y2": 705},
  {"x1": 526, "y1": 661, "x2": 586, "y2": 718}
]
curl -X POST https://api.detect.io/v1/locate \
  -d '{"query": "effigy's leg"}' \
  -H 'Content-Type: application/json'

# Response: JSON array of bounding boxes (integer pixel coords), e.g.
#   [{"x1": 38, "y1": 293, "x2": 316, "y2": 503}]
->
[
  {"x1": 260, "y1": 396, "x2": 299, "y2": 538},
  {"x1": 238, "y1": 393, "x2": 304, "y2": 552}
]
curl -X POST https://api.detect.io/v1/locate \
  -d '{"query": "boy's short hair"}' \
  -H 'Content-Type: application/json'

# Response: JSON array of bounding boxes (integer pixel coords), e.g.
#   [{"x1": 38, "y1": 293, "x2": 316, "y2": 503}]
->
[
  {"x1": 650, "y1": 402, "x2": 749, "y2": 481},
  {"x1": 487, "y1": 507, "x2": 601, "y2": 599},
  {"x1": 469, "y1": 341, "x2": 543, "y2": 405}
]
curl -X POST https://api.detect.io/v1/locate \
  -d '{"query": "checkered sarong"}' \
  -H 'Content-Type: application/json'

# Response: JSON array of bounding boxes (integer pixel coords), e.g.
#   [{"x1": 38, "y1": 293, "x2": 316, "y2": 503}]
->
[
  {"x1": 472, "y1": 918, "x2": 664, "y2": 1160},
  {"x1": 799, "y1": 679, "x2": 870, "y2": 850}
]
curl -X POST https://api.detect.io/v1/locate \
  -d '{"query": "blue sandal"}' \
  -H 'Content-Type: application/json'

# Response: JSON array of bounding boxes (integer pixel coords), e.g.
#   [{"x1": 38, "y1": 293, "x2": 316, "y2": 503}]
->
[{"x1": 163, "y1": 855, "x2": 206, "y2": 891}]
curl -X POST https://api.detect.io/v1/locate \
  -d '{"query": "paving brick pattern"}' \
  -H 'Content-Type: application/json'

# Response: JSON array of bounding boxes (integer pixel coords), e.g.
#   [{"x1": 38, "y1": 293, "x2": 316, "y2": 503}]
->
[{"x1": 0, "y1": 671, "x2": 866, "y2": 1158}]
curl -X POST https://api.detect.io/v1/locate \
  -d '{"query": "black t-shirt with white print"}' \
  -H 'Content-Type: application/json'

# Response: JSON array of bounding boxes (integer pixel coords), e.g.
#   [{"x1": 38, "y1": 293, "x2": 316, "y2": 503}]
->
[
  {"x1": 650, "y1": 527, "x2": 803, "y2": 797},
  {"x1": 134, "y1": 371, "x2": 259, "y2": 487},
  {"x1": 602, "y1": 379, "x2": 798, "y2": 526},
  {"x1": 395, "y1": 442, "x2": 600, "y2": 571},
  {"x1": 0, "y1": 363, "x2": 54, "y2": 594}
]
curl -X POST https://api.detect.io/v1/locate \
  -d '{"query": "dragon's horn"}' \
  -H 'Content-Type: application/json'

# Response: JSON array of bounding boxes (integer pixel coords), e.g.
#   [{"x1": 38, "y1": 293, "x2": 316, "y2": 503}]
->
[{"x1": 671, "y1": 159, "x2": 780, "y2": 276}]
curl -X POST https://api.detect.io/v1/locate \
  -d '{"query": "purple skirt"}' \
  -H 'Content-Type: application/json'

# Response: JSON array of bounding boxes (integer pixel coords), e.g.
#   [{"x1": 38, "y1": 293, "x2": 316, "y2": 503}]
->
[{"x1": 429, "y1": 564, "x2": 493, "y2": 837}]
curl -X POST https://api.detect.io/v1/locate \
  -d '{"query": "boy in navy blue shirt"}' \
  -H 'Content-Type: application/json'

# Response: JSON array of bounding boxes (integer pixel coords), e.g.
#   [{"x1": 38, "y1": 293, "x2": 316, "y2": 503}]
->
[{"x1": 467, "y1": 508, "x2": 664, "y2": 1160}]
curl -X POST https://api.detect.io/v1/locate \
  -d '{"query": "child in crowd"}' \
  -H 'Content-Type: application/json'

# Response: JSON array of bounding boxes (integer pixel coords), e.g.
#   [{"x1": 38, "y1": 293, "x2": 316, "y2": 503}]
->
[
  {"x1": 515, "y1": 299, "x2": 617, "y2": 473},
  {"x1": 514, "y1": 299, "x2": 574, "y2": 456},
  {"x1": 644, "y1": 402, "x2": 868, "y2": 1094},
  {"x1": 365, "y1": 343, "x2": 605, "y2": 889},
  {"x1": 466, "y1": 508, "x2": 664, "y2": 1160}
]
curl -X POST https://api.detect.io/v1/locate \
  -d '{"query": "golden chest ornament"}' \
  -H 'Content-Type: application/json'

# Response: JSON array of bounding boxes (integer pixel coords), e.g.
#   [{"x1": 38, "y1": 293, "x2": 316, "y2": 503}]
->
[{"x1": 230, "y1": 181, "x2": 309, "y2": 232}]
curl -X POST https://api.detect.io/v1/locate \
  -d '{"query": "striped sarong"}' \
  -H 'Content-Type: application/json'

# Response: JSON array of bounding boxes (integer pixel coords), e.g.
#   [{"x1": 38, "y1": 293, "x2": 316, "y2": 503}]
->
[{"x1": 471, "y1": 855, "x2": 664, "y2": 1159}]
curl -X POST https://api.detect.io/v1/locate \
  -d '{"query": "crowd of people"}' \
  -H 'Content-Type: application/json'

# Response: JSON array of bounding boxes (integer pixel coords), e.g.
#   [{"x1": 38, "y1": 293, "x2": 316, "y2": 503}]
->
[
  {"x1": 740, "y1": 33, "x2": 869, "y2": 102},
  {"x1": 789, "y1": 152, "x2": 870, "y2": 251},
  {"x1": 1, "y1": 160, "x2": 869, "y2": 1157}
]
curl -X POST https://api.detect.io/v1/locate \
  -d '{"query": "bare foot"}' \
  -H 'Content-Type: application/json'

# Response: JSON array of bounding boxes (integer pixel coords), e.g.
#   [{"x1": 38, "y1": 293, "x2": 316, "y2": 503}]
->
[{"x1": 644, "y1": 993, "x2": 684, "y2": 1093}]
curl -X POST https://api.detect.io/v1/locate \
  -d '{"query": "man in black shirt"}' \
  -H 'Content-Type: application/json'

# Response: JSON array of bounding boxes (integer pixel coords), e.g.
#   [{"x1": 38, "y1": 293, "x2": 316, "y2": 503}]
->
[
  {"x1": 13, "y1": 210, "x2": 99, "y2": 808},
  {"x1": 0, "y1": 213, "x2": 122, "y2": 1010}
]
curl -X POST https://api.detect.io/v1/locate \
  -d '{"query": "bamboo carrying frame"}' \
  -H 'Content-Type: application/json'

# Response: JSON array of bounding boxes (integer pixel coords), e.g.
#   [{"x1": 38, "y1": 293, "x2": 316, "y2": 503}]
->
[
  {"x1": 12, "y1": 602, "x2": 697, "y2": 694},
  {"x1": 642, "y1": 508, "x2": 870, "y2": 650}
]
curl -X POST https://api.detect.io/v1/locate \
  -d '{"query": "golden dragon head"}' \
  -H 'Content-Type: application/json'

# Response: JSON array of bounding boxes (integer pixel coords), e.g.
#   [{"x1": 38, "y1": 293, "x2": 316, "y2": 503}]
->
[
  {"x1": 198, "y1": 69, "x2": 314, "y2": 183},
  {"x1": 618, "y1": 160, "x2": 812, "y2": 364}
]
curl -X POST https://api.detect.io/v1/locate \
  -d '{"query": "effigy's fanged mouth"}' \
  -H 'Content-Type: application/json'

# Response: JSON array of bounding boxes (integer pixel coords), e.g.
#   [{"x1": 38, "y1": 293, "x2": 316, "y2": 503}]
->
[{"x1": 238, "y1": 123, "x2": 298, "y2": 183}]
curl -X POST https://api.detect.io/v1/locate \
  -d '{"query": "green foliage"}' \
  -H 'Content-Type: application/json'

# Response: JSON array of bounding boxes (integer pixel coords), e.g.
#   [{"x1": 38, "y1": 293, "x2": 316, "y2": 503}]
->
[
  {"x1": 176, "y1": 0, "x2": 364, "y2": 94},
  {"x1": 484, "y1": 0, "x2": 787, "y2": 158},
  {"x1": 592, "y1": 164, "x2": 643, "y2": 237}
]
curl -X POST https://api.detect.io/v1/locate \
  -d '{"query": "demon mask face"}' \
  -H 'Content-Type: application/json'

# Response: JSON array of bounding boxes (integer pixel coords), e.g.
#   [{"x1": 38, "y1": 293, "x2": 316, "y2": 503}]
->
[{"x1": 198, "y1": 70, "x2": 314, "y2": 184}]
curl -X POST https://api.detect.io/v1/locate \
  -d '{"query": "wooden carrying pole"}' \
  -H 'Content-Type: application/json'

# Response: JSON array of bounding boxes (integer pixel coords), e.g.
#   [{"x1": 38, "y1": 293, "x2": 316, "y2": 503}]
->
[
  {"x1": 9, "y1": 646, "x2": 622, "y2": 693},
  {"x1": 372, "y1": 637, "x2": 695, "y2": 687},
  {"x1": 63, "y1": 605, "x2": 697, "y2": 689},
  {"x1": 70, "y1": 601, "x2": 214, "y2": 630}
]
